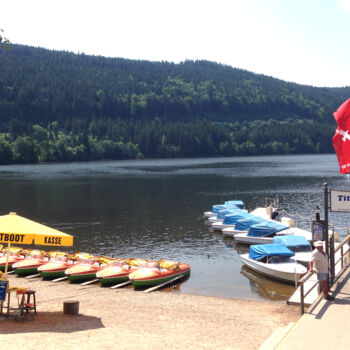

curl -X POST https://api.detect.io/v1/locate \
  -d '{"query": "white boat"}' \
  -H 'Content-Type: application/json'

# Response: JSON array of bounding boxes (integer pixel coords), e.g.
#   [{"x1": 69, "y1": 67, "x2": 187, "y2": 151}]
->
[
  {"x1": 234, "y1": 221, "x2": 290, "y2": 245},
  {"x1": 203, "y1": 201, "x2": 245, "y2": 218},
  {"x1": 211, "y1": 211, "x2": 253, "y2": 231},
  {"x1": 221, "y1": 216, "x2": 265, "y2": 236},
  {"x1": 207, "y1": 208, "x2": 242, "y2": 223},
  {"x1": 240, "y1": 244, "x2": 307, "y2": 284},
  {"x1": 273, "y1": 235, "x2": 312, "y2": 264}
]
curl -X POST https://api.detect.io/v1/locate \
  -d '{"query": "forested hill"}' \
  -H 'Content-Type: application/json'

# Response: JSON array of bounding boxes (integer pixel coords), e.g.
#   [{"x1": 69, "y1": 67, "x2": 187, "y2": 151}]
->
[
  {"x1": 0, "y1": 44, "x2": 348, "y2": 164},
  {"x1": 0, "y1": 45, "x2": 350, "y2": 124}
]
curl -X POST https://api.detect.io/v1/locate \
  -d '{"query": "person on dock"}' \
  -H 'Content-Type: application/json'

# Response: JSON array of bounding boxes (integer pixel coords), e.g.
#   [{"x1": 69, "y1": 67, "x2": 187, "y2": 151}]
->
[{"x1": 309, "y1": 241, "x2": 335, "y2": 300}]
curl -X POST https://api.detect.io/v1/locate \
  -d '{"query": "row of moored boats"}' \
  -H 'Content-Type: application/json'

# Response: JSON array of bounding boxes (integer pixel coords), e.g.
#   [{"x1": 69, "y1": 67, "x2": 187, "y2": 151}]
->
[
  {"x1": 0, "y1": 246, "x2": 190, "y2": 288},
  {"x1": 204, "y1": 200, "x2": 314, "y2": 284}
]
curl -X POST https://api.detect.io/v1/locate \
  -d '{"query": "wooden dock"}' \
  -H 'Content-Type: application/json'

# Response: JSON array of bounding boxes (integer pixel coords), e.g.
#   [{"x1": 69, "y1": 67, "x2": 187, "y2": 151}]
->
[
  {"x1": 273, "y1": 263, "x2": 350, "y2": 350},
  {"x1": 287, "y1": 274, "x2": 318, "y2": 306},
  {"x1": 288, "y1": 243, "x2": 349, "y2": 306}
]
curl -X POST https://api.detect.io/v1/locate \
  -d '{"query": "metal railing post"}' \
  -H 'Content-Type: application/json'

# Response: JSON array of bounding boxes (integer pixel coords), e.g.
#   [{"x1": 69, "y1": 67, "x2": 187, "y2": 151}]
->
[
  {"x1": 300, "y1": 282, "x2": 304, "y2": 315},
  {"x1": 341, "y1": 246, "x2": 344, "y2": 269}
]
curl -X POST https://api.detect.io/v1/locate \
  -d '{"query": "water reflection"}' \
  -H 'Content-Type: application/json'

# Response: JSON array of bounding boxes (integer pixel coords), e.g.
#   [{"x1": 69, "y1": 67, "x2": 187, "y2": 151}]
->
[
  {"x1": 0, "y1": 154, "x2": 346, "y2": 301},
  {"x1": 240, "y1": 266, "x2": 295, "y2": 301}
]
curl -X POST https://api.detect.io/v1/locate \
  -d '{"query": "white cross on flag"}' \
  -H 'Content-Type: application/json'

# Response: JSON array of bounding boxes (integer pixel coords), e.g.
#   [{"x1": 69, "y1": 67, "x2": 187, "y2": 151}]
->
[{"x1": 333, "y1": 98, "x2": 350, "y2": 174}]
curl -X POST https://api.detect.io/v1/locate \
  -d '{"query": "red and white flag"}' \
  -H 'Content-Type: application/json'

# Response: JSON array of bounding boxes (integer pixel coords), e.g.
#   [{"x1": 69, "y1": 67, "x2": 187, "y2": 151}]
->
[{"x1": 333, "y1": 98, "x2": 350, "y2": 174}]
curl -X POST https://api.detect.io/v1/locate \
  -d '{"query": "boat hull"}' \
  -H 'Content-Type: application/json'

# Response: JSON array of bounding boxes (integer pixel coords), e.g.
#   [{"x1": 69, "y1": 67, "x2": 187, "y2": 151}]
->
[
  {"x1": 129, "y1": 264, "x2": 191, "y2": 287},
  {"x1": 67, "y1": 272, "x2": 97, "y2": 281},
  {"x1": 222, "y1": 228, "x2": 248, "y2": 238},
  {"x1": 13, "y1": 259, "x2": 46, "y2": 276},
  {"x1": 99, "y1": 275, "x2": 129, "y2": 285},
  {"x1": 234, "y1": 234, "x2": 274, "y2": 245},
  {"x1": 211, "y1": 222, "x2": 235, "y2": 231},
  {"x1": 38, "y1": 262, "x2": 73, "y2": 278},
  {"x1": 0, "y1": 256, "x2": 23, "y2": 271},
  {"x1": 40, "y1": 269, "x2": 66, "y2": 278},
  {"x1": 65, "y1": 264, "x2": 102, "y2": 281},
  {"x1": 203, "y1": 211, "x2": 216, "y2": 218},
  {"x1": 240, "y1": 254, "x2": 307, "y2": 284}
]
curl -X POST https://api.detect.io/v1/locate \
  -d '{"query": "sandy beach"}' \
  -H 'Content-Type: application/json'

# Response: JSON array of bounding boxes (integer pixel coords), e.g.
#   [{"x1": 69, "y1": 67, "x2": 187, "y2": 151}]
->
[{"x1": 0, "y1": 275, "x2": 300, "y2": 349}]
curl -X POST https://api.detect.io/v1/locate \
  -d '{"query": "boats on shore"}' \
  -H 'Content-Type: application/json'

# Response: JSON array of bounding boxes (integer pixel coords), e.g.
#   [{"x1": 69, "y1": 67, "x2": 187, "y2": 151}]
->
[
  {"x1": 0, "y1": 247, "x2": 26, "y2": 271},
  {"x1": 12, "y1": 250, "x2": 48, "y2": 275},
  {"x1": 129, "y1": 259, "x2": 191, "y2": 288},
  {"x1": 240, "y1": 244, "x2": 307, "y2": 283},
  {"x1": 38, "y1": 252, "x2": 94, "y2": 278},
  {"x1": 96, "y1": 258, "x2": 152, "y2": 285},
  {"x1": 65, "y1": 256, "x2": 120, "y2": 281}
]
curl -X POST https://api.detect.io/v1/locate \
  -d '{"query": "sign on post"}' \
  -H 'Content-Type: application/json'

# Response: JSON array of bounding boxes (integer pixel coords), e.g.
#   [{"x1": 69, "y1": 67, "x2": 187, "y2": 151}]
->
[
  {"x1": 0, "y1": 279, "x2": 9, "y2": 302},
  {"x1": 312, "y1": 221, "x2": 326, "y2": 242},
  {"x1": 330, "y1": 189, "x2": 350, "y2": 212}
]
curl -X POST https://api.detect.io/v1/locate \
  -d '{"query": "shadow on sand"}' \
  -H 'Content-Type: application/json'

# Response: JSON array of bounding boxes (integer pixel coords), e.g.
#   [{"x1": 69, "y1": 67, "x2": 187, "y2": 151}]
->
[{"x1": 0, "y1": 311, "x2": 105, "y2": 334}]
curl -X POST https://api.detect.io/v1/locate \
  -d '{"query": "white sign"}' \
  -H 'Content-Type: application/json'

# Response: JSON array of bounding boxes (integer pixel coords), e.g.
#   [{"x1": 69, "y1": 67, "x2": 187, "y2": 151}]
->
[{"x1": 330, "y1": 189, "x2": 350, "y2": 212}]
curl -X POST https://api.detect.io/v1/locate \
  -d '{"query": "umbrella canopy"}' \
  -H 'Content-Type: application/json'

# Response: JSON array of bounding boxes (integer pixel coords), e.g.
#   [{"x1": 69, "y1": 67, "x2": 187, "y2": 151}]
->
[{"x1": 0, "y1": 212, "x2": 73, "y2": 246}]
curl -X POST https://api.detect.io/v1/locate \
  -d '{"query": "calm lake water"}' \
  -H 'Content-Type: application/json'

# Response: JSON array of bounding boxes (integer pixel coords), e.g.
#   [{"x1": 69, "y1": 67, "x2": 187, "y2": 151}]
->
[{"x1": 1, "y1": 154, "x2": 349, "y2": 301}]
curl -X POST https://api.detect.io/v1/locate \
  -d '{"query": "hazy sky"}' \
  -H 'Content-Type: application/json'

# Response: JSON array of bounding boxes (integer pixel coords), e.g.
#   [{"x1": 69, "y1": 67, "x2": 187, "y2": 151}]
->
[{"x1": 1, "y1": 0, "x2": 350, "y2": 87}]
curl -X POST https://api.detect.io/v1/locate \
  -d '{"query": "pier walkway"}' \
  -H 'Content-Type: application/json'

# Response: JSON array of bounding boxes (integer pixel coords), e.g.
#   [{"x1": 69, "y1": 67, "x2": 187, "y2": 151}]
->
[{"x1": 262, "y1": 263, "x2": 350, "y2": 350}]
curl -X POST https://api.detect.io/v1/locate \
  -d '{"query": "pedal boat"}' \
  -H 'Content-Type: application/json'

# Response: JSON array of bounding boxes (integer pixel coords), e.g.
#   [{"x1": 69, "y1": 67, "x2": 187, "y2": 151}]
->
[
  {"x1": 37, "y1": 251, "x2": 88, "y2": 278},
  {"x1": 96, "y1": 258, "x2": 152, "y2": 286},
  {"x1": 0, "y1": 247, "x2": 25, "y2": 272},
  {"x1": 65, "y1": 256, "x2": 119, "y2": 281},
  {"x1": 129, "y1": 259, "x2": 191, "y2": 288},
  {"x1": 12, "y1": 250, "x2": 47, "y2": 275},
  {"x1": 240, "y1": 244, "x2": 307, "y2": 284}
]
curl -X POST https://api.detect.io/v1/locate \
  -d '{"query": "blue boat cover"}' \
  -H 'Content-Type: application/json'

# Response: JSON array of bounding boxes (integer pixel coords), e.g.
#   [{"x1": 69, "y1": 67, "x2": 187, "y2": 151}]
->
[
  {"x1": 216, "y1": 209, "x2": 241, "y2": 219},
  {"x1": 212, "y1": 204, "x2": 239, "y2": 213},
  {"x1": 249, "y1": 244, "x2": 295, "y2": 261},
  {"x1": 222, "y1": 211, "x2": 250, "y2": 225},
  {"x1": 212, "y1": 205, "x2": 228, "y2": 214},
  {"x1": 224, "y1": 200, "x2": 245, "y2": 209},
  {"x1": 235, "y1": 217, "x2": 265, "y2": 231},
  {"x1": 247, "y1": 221, "x2": 289, "y2": 237},
  {"x1": 273, "y1": 235, "x2": 311, "y2": 248}
]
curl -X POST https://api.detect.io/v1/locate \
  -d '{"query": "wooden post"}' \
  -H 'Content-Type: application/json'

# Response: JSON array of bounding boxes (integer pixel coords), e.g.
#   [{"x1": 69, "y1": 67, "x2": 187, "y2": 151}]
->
[
  {"x1": 300, "y1": 282, "x2": 304, "y2": 315},
  {"x1": 63, "y1": 300, "x2": 79, "y2": 315}
]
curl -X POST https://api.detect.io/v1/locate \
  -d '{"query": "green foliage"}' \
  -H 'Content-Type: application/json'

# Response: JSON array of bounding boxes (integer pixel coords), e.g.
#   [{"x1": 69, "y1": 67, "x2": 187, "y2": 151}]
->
[
  {"x1": 0, "y1": 118, "x2": 334, "y2": 164},
  {"x1": 0, "y1": 29, "x2": 10, "y2": 49},
  {"x1": 0, "y1": 45, "x2": 346, "y2": 164}
]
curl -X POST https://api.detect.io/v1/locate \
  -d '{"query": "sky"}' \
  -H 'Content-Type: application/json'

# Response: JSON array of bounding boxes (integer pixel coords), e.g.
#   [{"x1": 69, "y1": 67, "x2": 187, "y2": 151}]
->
[{"x1": 1, "y1": 0, "x2": 350, "y2": 88}]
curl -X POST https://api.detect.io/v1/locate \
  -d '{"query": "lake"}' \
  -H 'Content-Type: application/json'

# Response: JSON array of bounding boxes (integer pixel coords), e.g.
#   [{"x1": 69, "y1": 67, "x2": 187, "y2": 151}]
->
[{"x1": 0, "y1": 154, "x2": 349, "y2": 301}]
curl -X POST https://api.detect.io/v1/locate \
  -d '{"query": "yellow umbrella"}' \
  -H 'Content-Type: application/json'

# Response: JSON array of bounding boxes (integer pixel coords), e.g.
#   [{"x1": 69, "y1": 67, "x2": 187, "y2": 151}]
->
[{"x1": 0, "y1": 212, "x2": 74, "y2": 276}]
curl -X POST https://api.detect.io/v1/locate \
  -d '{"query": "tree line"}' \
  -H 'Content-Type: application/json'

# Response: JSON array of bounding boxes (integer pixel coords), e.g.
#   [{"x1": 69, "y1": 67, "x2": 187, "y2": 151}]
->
[
  {"x1": 0, "y1": 118, "x2": 334, "y2": 164},
  {"x1": 0, "y1": 45, "x2": 349, "y2": 126},
  {"x1": 0, "y1": 44, "x2": 347, "y2": 164}
]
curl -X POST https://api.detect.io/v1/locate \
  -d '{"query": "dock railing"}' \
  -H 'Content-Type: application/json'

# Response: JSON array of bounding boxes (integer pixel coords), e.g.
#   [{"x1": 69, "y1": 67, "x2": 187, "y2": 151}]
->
[{"x1": 298, "y1": 234, "x2": 350, "y2": 315}]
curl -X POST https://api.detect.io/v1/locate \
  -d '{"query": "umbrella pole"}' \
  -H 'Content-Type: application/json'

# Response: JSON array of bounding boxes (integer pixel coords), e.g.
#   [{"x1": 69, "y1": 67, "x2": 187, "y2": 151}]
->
[{"x1": 4, "y1": 242, "x2": 10, "y2": 280}]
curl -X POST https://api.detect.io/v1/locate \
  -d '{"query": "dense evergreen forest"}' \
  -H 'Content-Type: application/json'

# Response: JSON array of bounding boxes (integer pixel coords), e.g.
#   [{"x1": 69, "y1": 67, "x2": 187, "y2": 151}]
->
[{"x1": 0, "y1": 44, "x2": 348, "y2": 164}]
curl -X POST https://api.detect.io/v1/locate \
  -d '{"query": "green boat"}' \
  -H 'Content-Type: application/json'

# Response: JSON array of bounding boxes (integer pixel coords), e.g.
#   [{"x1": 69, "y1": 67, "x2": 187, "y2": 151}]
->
[
  {"x1": 129, "y1": 262, "x2": 191, "y2": 288},
  {"x1": 38, "y1": 261, "x2": 72, "y2": 278},
  {"x1": 65, "y1": 263, "x2": 102, "y2": 281}
]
